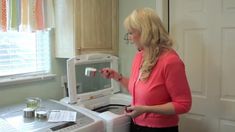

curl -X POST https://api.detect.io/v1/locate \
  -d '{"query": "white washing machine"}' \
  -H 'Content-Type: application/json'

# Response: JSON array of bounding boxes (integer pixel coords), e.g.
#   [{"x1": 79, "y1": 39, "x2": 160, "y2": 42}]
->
[
  {"x1": 0, "y1": 100, "x2": 104, "y2": 132},
  {"x1": 60, "y1": 53, "x2": 132, "y2": 132}
]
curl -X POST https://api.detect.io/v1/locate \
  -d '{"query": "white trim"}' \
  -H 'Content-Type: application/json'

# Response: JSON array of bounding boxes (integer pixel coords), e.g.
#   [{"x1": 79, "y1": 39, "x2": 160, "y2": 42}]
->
[
  {"x1": 169, "y1": 0, "x2": 172, "y2": 32},
  {"x1": 0, "y1": 74, "x2": 56, "y2": 86},
  {"x1": 156, "y1": 0, "x2": 169, "y2": 32},
  {"x1": 156, "y1": 0, "x2": 164, "y2": 20}
]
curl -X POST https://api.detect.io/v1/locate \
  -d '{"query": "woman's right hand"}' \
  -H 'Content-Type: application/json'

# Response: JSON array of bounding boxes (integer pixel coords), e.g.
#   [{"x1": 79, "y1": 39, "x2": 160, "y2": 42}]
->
[
  {"x1": 100, "y1": 68, "x2": 120, "y2": 80},
  {"x1": 100, "y1": 68, "x2": 129, "y2": 89}
]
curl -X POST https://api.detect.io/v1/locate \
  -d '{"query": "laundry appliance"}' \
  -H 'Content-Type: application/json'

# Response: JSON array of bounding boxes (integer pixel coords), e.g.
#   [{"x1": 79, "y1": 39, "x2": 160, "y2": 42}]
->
[
  {"x1": 61, "y1": 53, "x2": 132, "y2": 132},
  {"x1": 0, "y1": 99, "x2": 104, "y2": 132}
]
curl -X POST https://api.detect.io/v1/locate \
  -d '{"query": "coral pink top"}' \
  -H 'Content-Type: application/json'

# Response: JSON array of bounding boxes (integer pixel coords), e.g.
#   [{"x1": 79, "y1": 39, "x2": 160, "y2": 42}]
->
[{"x1": 128, "y1": 50, "x2": 192, "y2": 128}]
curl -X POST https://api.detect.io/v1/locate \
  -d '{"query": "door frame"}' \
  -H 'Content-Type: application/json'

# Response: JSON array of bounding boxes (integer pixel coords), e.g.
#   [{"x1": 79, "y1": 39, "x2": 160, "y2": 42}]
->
[{"x1": 155, "y1": 0, "x2": 169, "y2": 32}]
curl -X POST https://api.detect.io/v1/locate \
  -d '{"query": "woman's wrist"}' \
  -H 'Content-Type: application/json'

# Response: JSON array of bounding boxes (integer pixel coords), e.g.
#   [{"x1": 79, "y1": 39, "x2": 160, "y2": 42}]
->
[
  {"x1": 143, "y1": 106, "x2": 152, "y2": 113},
  {"x1": 114, "y1": 72, "x2": 123, "y2": 82},
  {"x1": 117, "y1": 73, "x2": 122, "y2": 81}
]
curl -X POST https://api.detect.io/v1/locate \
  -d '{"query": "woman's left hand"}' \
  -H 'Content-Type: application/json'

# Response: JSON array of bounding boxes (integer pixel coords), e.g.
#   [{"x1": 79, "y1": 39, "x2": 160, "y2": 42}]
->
[{"x1": 125, "y1": 105, "x2": 147, "y2": 118}]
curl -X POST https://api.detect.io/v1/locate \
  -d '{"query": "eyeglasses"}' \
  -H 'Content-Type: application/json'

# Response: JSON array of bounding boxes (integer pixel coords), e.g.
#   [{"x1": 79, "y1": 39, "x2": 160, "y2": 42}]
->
[{"x1": 123, "y1": 33, "x2": 130, "y2": 44}]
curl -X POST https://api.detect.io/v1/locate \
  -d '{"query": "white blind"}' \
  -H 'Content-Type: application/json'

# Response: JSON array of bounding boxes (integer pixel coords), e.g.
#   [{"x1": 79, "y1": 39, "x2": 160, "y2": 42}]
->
[{"x1": 0, "y1": 31, "x2": 50, "y2": 78}]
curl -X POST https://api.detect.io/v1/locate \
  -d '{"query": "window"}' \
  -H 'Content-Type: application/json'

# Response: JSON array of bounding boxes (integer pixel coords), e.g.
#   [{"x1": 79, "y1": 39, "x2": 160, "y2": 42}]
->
[
  {"x1": 0, "y1": 31, "x2": 51, "y2": 82},
  {"x1": 0, "y1": 0, "x2": 55, "y2": 84}
]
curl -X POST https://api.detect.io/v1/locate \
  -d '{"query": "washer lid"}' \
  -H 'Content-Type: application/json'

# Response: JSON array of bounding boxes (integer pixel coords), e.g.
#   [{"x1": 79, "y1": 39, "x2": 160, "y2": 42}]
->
[{"x1": 67, "y1": 53, "x2": 120, "y2": 103}]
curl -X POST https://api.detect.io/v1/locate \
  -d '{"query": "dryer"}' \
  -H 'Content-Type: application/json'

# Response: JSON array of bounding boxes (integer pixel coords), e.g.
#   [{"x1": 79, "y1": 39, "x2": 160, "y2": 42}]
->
[{"x1": 60, "y1": 53, "x2": 132, "y2": 132}]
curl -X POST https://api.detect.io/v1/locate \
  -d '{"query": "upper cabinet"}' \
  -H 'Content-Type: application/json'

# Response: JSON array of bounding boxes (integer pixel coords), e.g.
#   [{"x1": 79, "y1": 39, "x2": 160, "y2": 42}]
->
[{"x1": 55, "y1": 0, "x2": 118, "y2": 58}]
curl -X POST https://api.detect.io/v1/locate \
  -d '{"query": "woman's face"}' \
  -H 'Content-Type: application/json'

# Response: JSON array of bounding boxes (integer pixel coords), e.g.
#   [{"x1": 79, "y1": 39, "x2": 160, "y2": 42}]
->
[{"x1": 127, "y1": 30, "x2": 142, "y2": 49}]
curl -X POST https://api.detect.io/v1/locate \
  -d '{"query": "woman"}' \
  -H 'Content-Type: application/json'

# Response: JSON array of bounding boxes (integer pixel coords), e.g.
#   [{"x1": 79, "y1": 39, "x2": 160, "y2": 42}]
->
[{"x1": 100, "y1": 8, "x2": 192, "y2": 132}]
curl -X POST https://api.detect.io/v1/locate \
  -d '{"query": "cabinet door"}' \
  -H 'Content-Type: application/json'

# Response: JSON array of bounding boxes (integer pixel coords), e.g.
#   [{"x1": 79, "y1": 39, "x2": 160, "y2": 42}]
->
[{"x1": 76, "y1": 0, "x2": 118, "y2": 55}]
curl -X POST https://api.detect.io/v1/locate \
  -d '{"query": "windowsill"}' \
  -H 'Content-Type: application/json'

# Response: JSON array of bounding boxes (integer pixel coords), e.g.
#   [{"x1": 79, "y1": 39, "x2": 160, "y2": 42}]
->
[{"x1": 0, "y1": 74, "x2": 56, "y2": 87}]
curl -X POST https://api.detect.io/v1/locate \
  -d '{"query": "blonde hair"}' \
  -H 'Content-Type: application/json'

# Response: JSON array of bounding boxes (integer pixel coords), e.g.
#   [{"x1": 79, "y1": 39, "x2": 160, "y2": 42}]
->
[{"x1": 124, "y1": 8, "x2": 173, "y2": 81}]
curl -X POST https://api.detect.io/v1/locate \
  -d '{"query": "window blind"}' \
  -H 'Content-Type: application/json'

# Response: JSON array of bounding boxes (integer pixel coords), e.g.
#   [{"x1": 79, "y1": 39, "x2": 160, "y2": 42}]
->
[{"x1": 0, "y1": 31, "x2": 50, "y2": 78}]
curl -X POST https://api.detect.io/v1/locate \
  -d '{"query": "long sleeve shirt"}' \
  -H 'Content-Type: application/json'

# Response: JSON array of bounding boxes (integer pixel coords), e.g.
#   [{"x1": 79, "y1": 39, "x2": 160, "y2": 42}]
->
[{"x1": 128, "y1": 49, "x2": 192, "y2": 128}]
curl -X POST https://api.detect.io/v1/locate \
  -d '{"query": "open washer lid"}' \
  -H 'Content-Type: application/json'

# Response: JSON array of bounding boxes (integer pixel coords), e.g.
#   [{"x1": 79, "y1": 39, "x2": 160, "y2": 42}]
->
[{"x1": 66, "y1": 53, "x2": 120, "y2": 104}]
